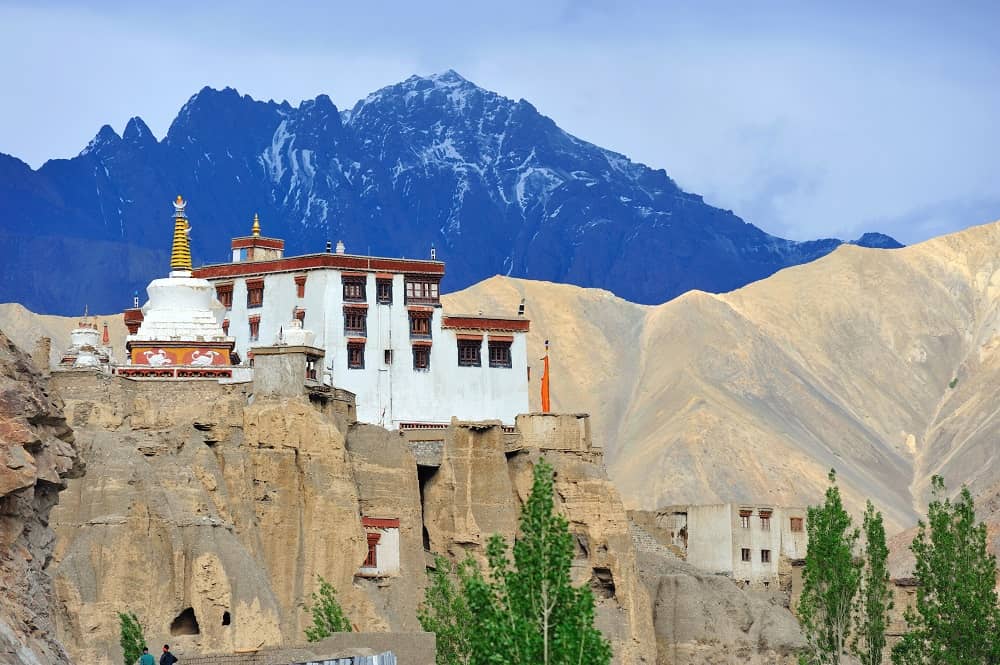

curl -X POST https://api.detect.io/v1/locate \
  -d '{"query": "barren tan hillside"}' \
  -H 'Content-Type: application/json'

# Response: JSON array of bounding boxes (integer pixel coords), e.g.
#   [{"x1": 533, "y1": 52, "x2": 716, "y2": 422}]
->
[{"x1": 445, "y1": 220, "x2": 1000, "y2": 532}]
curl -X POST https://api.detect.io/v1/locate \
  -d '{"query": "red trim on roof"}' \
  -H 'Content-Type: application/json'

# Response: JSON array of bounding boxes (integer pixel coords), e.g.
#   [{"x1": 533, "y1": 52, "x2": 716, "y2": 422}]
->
[
  {"x1": 375, "y1": 273, "x2": 394, "y2": 279},
  {"x1": 347, "y1": 337, "x2": 366, "y2": 345},
  {"x1": 231, "y1": 237, "x2": 285, "y2": 250},
  {"x1": 411, "y1": 340, "x2": 433, "y2": 347},
  {"x1": 362, "y1": 517, "x2": 400, "y2": 529},
  {"x1": 407, "y1": 306, "x2": 434, "y2": 314},
  {"x1": 456, "y1": 334, "x2": 483, "y2": 341},
  {"x1": 343, "y1": 303, "x2": 369, "y2": 310},
  {"x1": 442, "y1": 316, "x2": 530, "y2": 332},
  {"x1": 194, "y1": 254, "x2": 445, "y2": 279}
]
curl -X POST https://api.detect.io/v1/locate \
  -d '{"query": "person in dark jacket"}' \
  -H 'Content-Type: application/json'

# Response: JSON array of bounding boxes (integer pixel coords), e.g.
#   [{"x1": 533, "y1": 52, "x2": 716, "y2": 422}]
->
[{"x1": 160, "y1": 644, "x2": 177, "y2": 665}]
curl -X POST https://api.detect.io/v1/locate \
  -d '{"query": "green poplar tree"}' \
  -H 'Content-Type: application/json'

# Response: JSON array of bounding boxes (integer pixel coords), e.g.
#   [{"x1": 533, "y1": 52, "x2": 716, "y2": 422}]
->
[
  {"x1": 418, "y1": 554, "x2": 474, "y2": 665},
  {"x1": 891, "y1": 476, "x2": 1000, "y2": 665},
  {"x1": 464, "y1": 458, "x2": 612, "y2": 665},
  {"x1": 304, "y1": 575, "x2": 352, "y2": 641},
  {"x1": 852, "y1": 500, "x2": 893, "y2": 665},
  {"x1": 117, "y1": 611, "x2": 146, "y2": 665},
  {"x1": 797, "y1": 469, "x2": 861, "y2": 665}
]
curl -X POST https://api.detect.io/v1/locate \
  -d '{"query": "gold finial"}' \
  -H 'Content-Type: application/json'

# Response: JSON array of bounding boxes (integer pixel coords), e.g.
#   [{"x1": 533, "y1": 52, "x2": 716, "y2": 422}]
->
[
  {"x1": 252, "y1": 213, "x2": 261, "y2": 237},
  {"x1": 170, "y1": 195, "x2": 192, "y2": 271}
]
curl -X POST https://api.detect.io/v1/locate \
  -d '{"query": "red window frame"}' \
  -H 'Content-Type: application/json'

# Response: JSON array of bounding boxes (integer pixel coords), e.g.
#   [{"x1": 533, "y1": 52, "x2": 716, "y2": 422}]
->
[
  {"x1": 457, "y1": 339, "x2": 481, "y2": 367},
  {"x1": 348, "y1": 342, "x2": 365, "y2": 369}
]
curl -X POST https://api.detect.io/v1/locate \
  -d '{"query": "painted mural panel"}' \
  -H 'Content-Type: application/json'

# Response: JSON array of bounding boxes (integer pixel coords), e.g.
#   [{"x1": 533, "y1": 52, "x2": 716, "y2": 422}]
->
[{"x1": 130, "y1": 346, "x2": 231, "y2": 366}]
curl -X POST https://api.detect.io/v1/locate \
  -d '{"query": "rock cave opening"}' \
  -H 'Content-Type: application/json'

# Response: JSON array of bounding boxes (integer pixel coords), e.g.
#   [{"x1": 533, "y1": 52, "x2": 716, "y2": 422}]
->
[
  {"x1": 222, "y1": 610, "x2": 231, "y2": 626},
  {"x1": 417, "y1": 464, "x2": 439, "y2": 551},
  {"x1": 170, "y1": 607, "x2": 201, "y2": 636}
]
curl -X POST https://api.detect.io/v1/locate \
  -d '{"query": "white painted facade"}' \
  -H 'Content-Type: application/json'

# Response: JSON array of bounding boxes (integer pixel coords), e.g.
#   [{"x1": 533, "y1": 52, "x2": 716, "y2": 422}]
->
[
  {"x1": 132, "y1": 272, "x2": 229, "y2": 343},
  {"x1": 359, "y1": 525, "x2": 401, "y2": 578},
  {"x1": 662, "y1": 503, "x2": 807, "y2": 585},
  {"x1": 198, "y1": 255, "x2": 529, "y2": 427}
]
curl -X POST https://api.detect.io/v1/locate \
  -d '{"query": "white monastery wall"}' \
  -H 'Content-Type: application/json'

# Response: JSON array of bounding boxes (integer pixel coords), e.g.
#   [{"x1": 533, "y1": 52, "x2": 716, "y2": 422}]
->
[
  {"x1": 684, "y1": 504, "x2": 735, "y2": 575},
  {"x1": 219, "y1": 269, "x2": 528, "y2": 427}
]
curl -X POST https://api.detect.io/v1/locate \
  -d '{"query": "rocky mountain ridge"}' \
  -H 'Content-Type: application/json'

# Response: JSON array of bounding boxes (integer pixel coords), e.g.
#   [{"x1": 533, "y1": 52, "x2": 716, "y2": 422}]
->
[{"x1": 0, "y1": 70, "x2": 899, "y2": 315}]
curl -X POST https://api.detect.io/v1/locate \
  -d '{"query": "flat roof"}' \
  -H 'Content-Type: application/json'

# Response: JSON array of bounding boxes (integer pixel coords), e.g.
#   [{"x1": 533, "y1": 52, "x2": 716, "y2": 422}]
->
[{"x1": 194, "y1": 252, "x2": 445, "y2": 279}]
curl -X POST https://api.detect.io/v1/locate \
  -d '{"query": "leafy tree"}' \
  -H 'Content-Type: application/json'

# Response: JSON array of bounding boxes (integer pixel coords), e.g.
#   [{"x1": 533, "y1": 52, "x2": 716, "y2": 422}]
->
[
  {"x1": 304, "y1": 575, "x2": 352, "y2": 641},
  {"x1": 798, "y1": 470, "x2": 861, "y2": 665},
  {"x1": 891, "y1": 476, "x2": 1000, "y2": 665},
  {"x1": 418, "y1": 554, "x2": 474, "y2": 665},
  {"x1": 852, "y1": 500, "x2": 893, "y2": 665},
  {"x1": 463, "y1": 457, "x2": 612, "y2": 665},
  {"x1": 117, "y1": 611, "x2": 146, "y2": 665}
]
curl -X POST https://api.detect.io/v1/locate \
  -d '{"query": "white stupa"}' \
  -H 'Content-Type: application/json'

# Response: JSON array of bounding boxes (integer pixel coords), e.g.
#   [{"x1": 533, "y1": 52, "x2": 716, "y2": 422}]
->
[
  {"x1": 121, "y1": 196, "x2": 235, "y2": 376},
  {"x1": 57, "y1": 314, "x2": 112, "y2": 369}
]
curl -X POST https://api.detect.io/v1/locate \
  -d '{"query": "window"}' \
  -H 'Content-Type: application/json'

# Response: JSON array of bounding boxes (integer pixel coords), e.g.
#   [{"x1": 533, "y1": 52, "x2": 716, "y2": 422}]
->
[
  {"x1": 364, "y1": 532, "x2": 380, "y2": 567},
  {"x1": 458, "y1": 339, "x2": 481, "y2": 367},
  {"x1": 409, "y1": 312, "x2": 432, "y2": 338},
  {"x1": 790, "y1": 517, "x2": 803, "y2": 533},
  {"x1": 306, "y1": 358, "x2": 318, "y2": 381},
  {"x1": 247, "y1": 280, "x2": 264, "y2": 308},
  {"x1": 740, "y1": 510, "x2": 752, "y2": 529},
  {"x1": 384, "y1": 349, "x2": 392, "y2": 365},
  {"x1": 294, "y1": 308, "x2": 305, "y2": 323},
  {"x1": 413, "y1": 345, "x2": 430, "y2": 370},
  {"x1": 405, "y1": 278, "x2": 440, "y2": 304},
  {"x1": 343, "y1": 276, "x2": 366, "y2": 302},
  {"x1": 222, "y1": 319, "x2": 230, "y2": 335},
  {"x1": 344, "y1": 307, "x2": 367, "y2": 335},
  {"x1": 216, "y1": 284, "x2": 233, "y2": 309},
  {"x1": 376, "y1": 278, "x2": 393, "y2": 304},
  {"x1": 761, "y1": 549, "x2": 771, "y2": 563},
  {"x1": 741, "y1": 548, "x2": 751, "y2": 562},
  {"x1": 759, "y1": 511, "x2": 772, "y2": 531},
  {"x1": 248, "y1": 315, "x2": 260, "y2": 342},
  {"x1": 348, "y1": 342, "x2": 365, "y2": 369},
  {"x1": 488, "y1": 341, "x2": 512, "y2": 368},
  {"x1": 295, "y1": 274, "x2": 307, "y2": 298}
]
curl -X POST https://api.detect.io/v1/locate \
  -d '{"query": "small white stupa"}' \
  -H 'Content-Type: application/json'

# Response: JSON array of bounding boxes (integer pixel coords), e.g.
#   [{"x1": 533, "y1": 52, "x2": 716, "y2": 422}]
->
[
  {"x1": 121, "y1": 196, "x2": 235, "y2": 376},
  {"x1": 57, "y1": 312, "x2": 112, "y2": 369}
]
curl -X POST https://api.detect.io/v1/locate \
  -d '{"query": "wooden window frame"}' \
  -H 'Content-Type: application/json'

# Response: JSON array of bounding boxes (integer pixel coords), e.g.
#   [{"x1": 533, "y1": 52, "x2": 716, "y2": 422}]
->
[
  {"x1": 246, "y1": 279, "x2": 264, "y2": 309},
  {"x1": 488, "y1": 341, "x2": 512, "y2": 368},
  {"x1": 761, "y1": 549, "x2": 771, "y2": 563},
  {"x1": 344, "y1": 307, "x2": 367, "y2": 336},
  {"x1": 216, "y1": 283, "x2": 234, "y2": 309},
  {"x1": 741, "y1": 548, "x2": 751, "y2": 562},
  {"x1": 759, "y1": 511, "x2": 772, "y2": 531},
  {"x1": 739, "y1": 511, "x2": 752, "y2": 529},
  {"x1": 376, "y1": 278, "x2": 393, "y2": 305},
  {"x1": 343, "y1": 276, "x2": 366, "y2": 303},
  {"x1": 457, "y1": 339, "x2": 481, "y2": 367},
  {"x1": 404, "y1": 278, "x2": 440, "y2": 305},
  {"x1": 294, "y1": 274, "x2": 307, "y2": 298},
  {"x1": 248, "y1": 315, "x2": 261, "y2": 342},
  {"x1": 222, "y1": 319, "x2": 230, "y2": 335},
  {"x1": 364, "y1": 532, "x2": 381, "y2": 568},
  {"x1": 347, "y1": 342, "x2": 365, "y2": 370},
  {"x1": 790, "y1": 517, "x2": 803, "y2": 533},
  {"x1": 412, "y1": 345, "x2": 430, "y2": 371},
  {"x1": 409, "y1": 312, "x2": 432, "y2": 338}
]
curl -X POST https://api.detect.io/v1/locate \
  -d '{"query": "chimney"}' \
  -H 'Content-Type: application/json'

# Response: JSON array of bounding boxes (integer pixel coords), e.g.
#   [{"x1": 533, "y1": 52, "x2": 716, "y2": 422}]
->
[
  {"x1": 517, "y1": 298, "x2": 525, "y2": 317},
  {"x1": 133, "y1": 291, "x2": 140, "y2": 308},
  {"x1": 325, "y1": 240, "x2": 332, "y2": 253},
  {"x1": 430, "y1": 245, "x2": 437, "y2": 260},
  {"x1": 335, "y1": 240, "x2": 346, "y2": 255}
]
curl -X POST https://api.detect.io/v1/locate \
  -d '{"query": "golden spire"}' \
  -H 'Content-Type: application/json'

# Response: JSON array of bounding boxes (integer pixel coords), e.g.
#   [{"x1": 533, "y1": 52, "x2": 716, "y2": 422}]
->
[
  {"x1": 252, "y1": 213, "x2": 261, "y2": 237},
  {"x1": 170, "y1": 195, "x2": 192, "y2": 272}
]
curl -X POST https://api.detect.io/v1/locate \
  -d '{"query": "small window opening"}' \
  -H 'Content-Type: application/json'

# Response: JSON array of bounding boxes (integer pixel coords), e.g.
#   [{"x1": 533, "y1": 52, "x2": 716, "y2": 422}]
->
[{"x1": 222, "y1": 611, "x2": 231, "y2": 626}]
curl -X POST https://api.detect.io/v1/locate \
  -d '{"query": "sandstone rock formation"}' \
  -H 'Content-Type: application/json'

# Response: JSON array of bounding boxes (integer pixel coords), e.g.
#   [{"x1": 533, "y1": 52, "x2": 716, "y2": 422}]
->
[
  {"x1": 46, "y1": 371, "x2": 660, "y2": 664},
  {"x1": 0, "y1": 330, "x2": 82, "y2": 665}
]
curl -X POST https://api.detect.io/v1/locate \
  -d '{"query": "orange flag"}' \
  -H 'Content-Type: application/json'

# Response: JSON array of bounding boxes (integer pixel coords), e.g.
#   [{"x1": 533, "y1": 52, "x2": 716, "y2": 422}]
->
[{"x1": 541, "y1": 339, "x2": 551, "y2": 413}]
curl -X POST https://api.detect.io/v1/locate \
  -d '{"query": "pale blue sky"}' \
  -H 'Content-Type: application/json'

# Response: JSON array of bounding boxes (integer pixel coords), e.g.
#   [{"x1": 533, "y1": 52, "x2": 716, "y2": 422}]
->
[{"x1": 1, "y1": 0, "x2": 998, "y2": 243}]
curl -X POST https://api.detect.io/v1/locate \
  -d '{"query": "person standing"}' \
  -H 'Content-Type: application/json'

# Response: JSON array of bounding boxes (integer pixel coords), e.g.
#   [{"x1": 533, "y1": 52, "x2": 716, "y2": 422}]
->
[
  {"x1": 138, "y1": 647, "x2": 155, "y2": 665},
  {"x1": 160, "y1": 644, "x2": 177, "y2": 665}
]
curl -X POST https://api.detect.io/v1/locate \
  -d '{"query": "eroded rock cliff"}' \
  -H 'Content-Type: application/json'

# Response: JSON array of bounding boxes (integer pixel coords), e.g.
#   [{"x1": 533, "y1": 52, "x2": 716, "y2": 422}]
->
[{"x1": 0, "y1": 331, "x2": 82, "y2": 665}]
